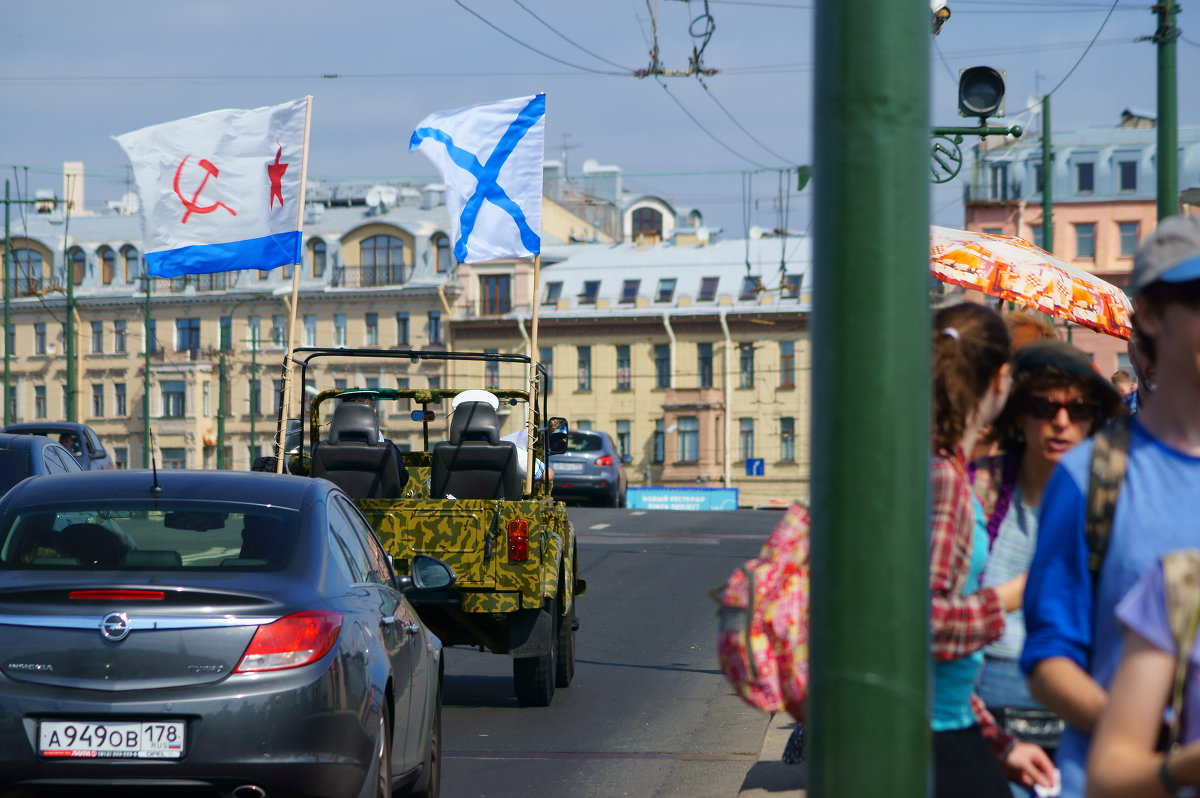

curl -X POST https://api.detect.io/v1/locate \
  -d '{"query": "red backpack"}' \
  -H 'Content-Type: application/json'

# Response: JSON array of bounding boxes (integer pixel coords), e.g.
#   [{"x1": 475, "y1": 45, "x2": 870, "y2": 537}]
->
[{"x1": 715, "y1": 502, "x2": 809, "y2": 722}]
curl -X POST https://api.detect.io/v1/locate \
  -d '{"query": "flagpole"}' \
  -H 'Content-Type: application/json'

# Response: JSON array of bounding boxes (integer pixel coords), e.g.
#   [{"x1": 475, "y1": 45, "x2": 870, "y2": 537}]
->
[
  {"x1": 525, "y1": 253, "x2": 541, "y2": 496},
  {"x1": 275, "y1": 95, "x2": 312, "y2": 474}
]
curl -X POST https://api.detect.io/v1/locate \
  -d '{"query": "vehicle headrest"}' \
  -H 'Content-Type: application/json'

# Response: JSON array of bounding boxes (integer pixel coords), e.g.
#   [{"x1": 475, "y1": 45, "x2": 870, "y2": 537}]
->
[
  {"x1": 58, "y1": 523, "x2": 125, "y2": 567},
  {"x1": 241, "y1": 515, "x2": 288, "y2": 561},
  {"x1": 327, "y1": 402, "x2": 380, "y2": 445},
  {"x1": 449, "y1": 402, "x2": 501, "y2": 445}
]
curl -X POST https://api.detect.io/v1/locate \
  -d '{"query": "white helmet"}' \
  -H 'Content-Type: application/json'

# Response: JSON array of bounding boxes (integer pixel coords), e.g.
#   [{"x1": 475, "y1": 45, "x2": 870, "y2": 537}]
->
[{"x1": 451, "y1": 389, "x2": 500, "y2": 410}]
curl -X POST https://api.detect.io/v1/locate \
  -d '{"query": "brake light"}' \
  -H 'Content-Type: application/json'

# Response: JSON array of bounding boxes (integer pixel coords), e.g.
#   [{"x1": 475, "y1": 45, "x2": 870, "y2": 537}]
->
[
  {"x1": 70, "y1": 590, "x2": 165, "y2": 600},
  {"x1": 508, "y1": 519, "x2": 529, "y2": 562},
  {"x1": 234, "y1": 610, "x2": 342, "y2": 673},
  {"x1": 595, "y1": 455, "x2": 613, "y2": 467}
]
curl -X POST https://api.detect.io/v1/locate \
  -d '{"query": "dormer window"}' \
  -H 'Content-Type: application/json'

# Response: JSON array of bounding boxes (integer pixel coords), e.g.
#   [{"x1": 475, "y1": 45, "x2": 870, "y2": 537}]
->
[
  {"x1": 698, "y1": 277, "x2": 719, "y2": 301},
  {"x1": 544, "y1": 281, "x2": 563, "y2": 305},
  {"x1": 656, "y1": 278, "x2": 676, "y2": 303},
  {"x1": 580, "y1": 281, "x2": 600, "y2": 304},
  {"x1": 621, "y1": 279, "x2": 640, "y2": 304},
  {"x1": 740, "y1": 276, "x2": 761, "y2": 301},
  {"x1": 1075, "y1": 162, "x2": 1095, "y2": 194}
]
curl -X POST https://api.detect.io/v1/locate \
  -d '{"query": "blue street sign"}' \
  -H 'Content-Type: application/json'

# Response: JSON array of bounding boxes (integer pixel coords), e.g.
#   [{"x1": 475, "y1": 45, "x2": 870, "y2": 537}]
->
[{"x1": 745, "y1": 458, "x2": 765, "y2": 477}]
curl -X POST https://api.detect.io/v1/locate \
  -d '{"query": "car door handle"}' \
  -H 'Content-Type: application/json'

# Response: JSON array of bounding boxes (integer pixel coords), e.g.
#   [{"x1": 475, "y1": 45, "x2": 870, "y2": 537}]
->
[
  {"x1": 381, "y1": 615, "x2": 398, "y2": 626},
  {"x1": 403, "y1": 622, "x2": 420, "y2": 635}
]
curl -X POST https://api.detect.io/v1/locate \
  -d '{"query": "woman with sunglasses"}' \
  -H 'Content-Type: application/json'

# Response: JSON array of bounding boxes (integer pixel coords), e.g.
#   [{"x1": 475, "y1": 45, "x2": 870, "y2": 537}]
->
[{"x1": 972, "y1": 340, "x2": 1122, "y2": 794}]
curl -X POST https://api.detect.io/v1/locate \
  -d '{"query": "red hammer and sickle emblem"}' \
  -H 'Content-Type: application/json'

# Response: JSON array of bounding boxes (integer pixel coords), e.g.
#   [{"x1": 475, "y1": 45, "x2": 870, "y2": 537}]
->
[{"x1": 172, "y1": 155, "x2": 238, "y2": 224}]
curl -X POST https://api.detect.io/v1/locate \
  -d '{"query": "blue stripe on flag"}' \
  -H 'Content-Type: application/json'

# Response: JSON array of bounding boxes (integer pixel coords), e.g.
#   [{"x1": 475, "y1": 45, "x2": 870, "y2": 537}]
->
[{"x1": 145, "y1": 231, "x2": 301, "y2": 278}]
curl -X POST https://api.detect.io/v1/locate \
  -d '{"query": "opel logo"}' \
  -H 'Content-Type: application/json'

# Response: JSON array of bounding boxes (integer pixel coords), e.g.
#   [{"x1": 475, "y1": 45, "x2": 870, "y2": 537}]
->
[{"x1": 100, "y1": 612, "x2": 131, "y2": 642}]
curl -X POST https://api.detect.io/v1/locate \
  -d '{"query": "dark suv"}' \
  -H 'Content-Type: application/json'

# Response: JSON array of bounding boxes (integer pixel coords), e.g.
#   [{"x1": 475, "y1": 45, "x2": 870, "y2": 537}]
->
[{"x1": 549, "y1": 430, "x2": 628, "y2": 508}]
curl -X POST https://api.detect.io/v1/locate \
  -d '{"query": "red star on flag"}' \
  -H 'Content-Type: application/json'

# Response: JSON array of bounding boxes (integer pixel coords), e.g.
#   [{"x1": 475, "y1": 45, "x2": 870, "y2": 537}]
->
[{"x1": 267, "y1": 145, "x2": 288, "y2": 209}]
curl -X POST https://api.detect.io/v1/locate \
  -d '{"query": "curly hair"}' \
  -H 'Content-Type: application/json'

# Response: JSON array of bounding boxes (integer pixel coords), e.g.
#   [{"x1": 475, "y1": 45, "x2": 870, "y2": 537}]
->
[
  {"x1": 933, "y1": 302, "x2": 1011, "y2": 452},
  {"x1": 988, "y1": 365, "x2": 1123, "y2": 453}
]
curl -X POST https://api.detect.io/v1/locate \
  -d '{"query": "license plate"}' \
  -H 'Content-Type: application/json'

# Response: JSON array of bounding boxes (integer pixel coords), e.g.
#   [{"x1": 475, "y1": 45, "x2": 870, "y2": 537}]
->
[
  {"x1": 553, "y1": 462, "x2": 584, "y2": 473},
  {"x1": 39, "y1": 720, "x2": 186, "y2": 759}
]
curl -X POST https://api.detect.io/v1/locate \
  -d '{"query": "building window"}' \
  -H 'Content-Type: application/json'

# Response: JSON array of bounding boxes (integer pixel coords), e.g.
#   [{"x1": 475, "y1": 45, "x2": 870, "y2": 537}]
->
[
  {"x1": 544, "y1": 281, "x2": 562, "y2": 305},
  {"x1": 114, "y1": 446, "x2": 128, "y2": 469},
  {"x1": 5, "y1": 386, "x2": 13, "y2": 422},
  {"x1": 698, "y1": 343, "x2": 714, "y2": 389},
  {"x1": 653, "y1": 419, "x2": 665, "y2": 463},
  {"x1": 33, "y1": 385, "x2": 46, "y2": 418},
  {"x1": 1075, "y1": 223, "x2": 1096, "y2": 259},
  {"x1": 91, "y1": 321, "x2": 104, "y2": 353},
  {"x1": 303, "y1": 314, "x2": 317, "y2": 348},
  {"x1": 1118, "y1": 161, "x2": 1138, "y2": 192},
  {"x1": 1030, "y1": 224, "x2": 1044, "y2": 250},
  {"x1": 1119, "y1": 222, "x2": 1139, "y2": 257},
  {"x1": 396, "y1": 313, "x2": 410, "y2": 345},
  {"x1": 484, "y1": 350, "x2": 500, "y2": 386},
  {"x1": 632, "y1": 207, "x2": 663, "y2": 241},
  {"x1": 577, "y1": 346, "x2": 592, "y2": 391},
  {"x1": 740, "y1": 418, "x2": 755, "y2": 461},
  {"x1": 115, "y1": 383, "x2": 127, "y2": 417},
  {"x1": 616, "y1": 419, "x2": 632, "y2": 463},
  {"x1": 620, "y1": 279, "x2": 640, "y2": 304},
  {"x1": 311, "y1": 238, "x2": 326, "y2": 278},
  {"x1": 91, "y1": 384, "x2": 104, "y2": 418},
  {"x1": 34, "y1": 322, "x2": 46, "y2": 355},
  {"x1": 983, "y1": 227, "x2": 1003, "y2": 236},
  {"x1": 989, "y1": 162, "x2": 1010, "y2": 201},
  {"x1": 334, "y1": 314, "x2": 347, "y2": 347},
  {"x1": 249, "y1": 379, "x2": 261, "y2": 416},
  {"x1": 360, "y1": 235, "x2": 404, "y2": 285},
  {"x1": 781, "y1": 417, "x2": 796, "y2": 462},
  {"x1": 161, "y1": 380, "x2": 186, "y2": 418},
  {"x1": 656, "y1": 278, "x2": 676, "y2": 303},
  {"x1": 739, "y1": 343, "x2": 755, "y2": 388},
  {"x1": 99, "y1": 246, "x2": 115, "y2": 285},
  {"x1": 576, "y1": 420, "x2": 592, "y2": 431},
  {"x1": 176, "y1": 318, "x2": 201, "y2": 353},
  {"x1": 780, "y1": 341, "x2": 795, "y2": 388},
  {"x1": 654, "y1": 344, "x2": 670, "y2": 389},
  {"x1": 160, "y1": 448, "x2": 187, "y2": 469},
  {"x1": 1032, "y1": 162, "x2": 1044, "y2": 195},
  {"x1": 608, "y1": 344, "x2": 627, "y2": 391},
  {"x1": 217, "y1": 316, "x2": 231, "y2": 350},
  {"x1": 147, "y1": 319, "x2": 159, "y2": 354},
  {"x1": 15, "y1": 248, "x2": 45, "y2": 294},
  {"x1": 480, "y1": 275, "x2": 512, "y2": 315},
  {"x1": 428, "y1": 376, "x2": 441, "y2": 390},
  {"x1": 1075, "y1": 162, "x2": 1095, "y2": 194},
  {"x1": 782, "y1": 273, "x2": 801, "y2": 299},
  {"x1": 122, "y1": 246, "x2": 141, "y2": 284},
  {"x1": 272, "y1": 379, "x2": 283, "y2": 412},
  {"x1": 203, "y1": 381, "x2": 211, "y2": 416},
  {"x1": 580, "y1": 280, "x2": 600, "y2": 304},
  {"x1": 270, "y1": 314, "x2": 285, "y2": 347},
  {"x1": 246, "y1": 316, "x2": 260, "y2": 350},
  {"x1": 540, "y1": 346, "x2": 553, "y2": 393},
  {"x1": 740, "y1": 276, "x2": 761, "y2": 301},
  {"x1": 365, "y1": 313, "x2": 379, "y2": 346},
  {"x1": 677, "y1": 416, "x2": 700, "y2": 462},
  {"x1": 699, "y1": 276, "x2": 719, "y2": 302},
  {"x1": 433, "y1": 233, "x2": 452, "y2": 273},
  {"x1": 69, "y1": 247, "x2": 86, "y2": 286},
  {"x1": 427, "y1": 311, "x2": 442, "y2": 344}
]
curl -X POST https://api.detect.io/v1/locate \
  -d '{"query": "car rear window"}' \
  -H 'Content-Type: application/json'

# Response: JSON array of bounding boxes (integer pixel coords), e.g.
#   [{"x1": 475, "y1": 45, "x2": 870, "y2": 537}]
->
[
  {"x1": 0, "y1": 449, "x2": 33, "y2": 494},
  {"x1": 0, "y1": 502, "x2": 299, "y2": 571},
  {"x1": 564, "y1": 433, "x2": 603, "y2": 452}
]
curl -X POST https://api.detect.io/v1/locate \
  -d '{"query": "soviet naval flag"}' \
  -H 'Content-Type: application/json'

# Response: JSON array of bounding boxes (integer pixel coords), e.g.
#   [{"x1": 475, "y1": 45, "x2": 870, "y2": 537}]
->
[
  {"x1": 410, "y1": 93, "x2": 544, "y2": 264},
  {"x1": 114, "y1": 97, "x2": 310, "y2": 278}
]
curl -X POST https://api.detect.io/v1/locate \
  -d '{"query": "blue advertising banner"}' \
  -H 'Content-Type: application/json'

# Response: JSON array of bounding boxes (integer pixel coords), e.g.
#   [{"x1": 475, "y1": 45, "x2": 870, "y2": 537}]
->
[{"x1": 626, "y1": 487, "x2": 740, "y2": 511}]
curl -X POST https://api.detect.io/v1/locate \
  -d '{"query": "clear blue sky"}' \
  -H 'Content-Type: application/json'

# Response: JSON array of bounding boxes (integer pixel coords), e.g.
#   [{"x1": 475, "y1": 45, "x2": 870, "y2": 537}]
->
[{"x1": 1, "y1": 1, "x2": 1195, "y2": 235}]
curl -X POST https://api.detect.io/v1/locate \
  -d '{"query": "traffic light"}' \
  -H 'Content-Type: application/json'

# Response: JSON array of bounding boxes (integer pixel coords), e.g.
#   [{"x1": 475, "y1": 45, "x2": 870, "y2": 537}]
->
[{"x1": 958, "y1": 66, "x2": 1005, "y2": 119}]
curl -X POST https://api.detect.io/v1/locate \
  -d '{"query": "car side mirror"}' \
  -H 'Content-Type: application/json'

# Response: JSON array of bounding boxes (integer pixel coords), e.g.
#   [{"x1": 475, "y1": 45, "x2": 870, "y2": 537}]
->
[
  {"x1": 547, "y1": 432, "x2": 569, "y2": 455},
  {"x1": 409, "y1": 554, "x2": 456, "y2": 590}
]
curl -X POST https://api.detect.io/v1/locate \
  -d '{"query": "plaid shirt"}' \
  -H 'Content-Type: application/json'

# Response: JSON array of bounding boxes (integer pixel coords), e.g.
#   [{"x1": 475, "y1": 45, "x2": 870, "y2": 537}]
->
[{"x1": 931, "y1": 449, "x2": 1013, "y2": 756}]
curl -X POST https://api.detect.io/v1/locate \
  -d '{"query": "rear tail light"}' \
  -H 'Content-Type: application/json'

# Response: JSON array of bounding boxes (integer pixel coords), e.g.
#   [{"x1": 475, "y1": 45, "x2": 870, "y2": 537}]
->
[
  {"x1": 234, "y1": 610, "x2": 342, "y2": 673},
  {"x1": 594, "y1": 455, "x2": 614, "y2": 467},
  {"x1": 508, "y1": 519, "x2": 529, "y2": 562},
  {"x1": 70, "y1": 590, "x2": 165, "y2": 600}
]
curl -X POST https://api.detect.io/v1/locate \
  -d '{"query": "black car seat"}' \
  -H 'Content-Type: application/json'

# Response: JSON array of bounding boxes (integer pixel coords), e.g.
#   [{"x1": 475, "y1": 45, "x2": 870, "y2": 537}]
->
[
  {"x1": 431, "y1": 401, "x2": 522, "y2": 500},
  {"x1": 58, "y1": 523, "x2": 126, "y2": 567},
  {"x1": 239, "y1": 515, "x2": 290, "y2": 565},
  {"x1": 310, "y1": 403, "x2": 408, "y2": 500}
]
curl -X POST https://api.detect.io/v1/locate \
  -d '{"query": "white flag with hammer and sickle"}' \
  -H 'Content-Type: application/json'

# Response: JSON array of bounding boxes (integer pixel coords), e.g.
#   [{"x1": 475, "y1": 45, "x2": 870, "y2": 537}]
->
[{"x1": 114, "y1": 97, "x2": 310, "y2": 278}]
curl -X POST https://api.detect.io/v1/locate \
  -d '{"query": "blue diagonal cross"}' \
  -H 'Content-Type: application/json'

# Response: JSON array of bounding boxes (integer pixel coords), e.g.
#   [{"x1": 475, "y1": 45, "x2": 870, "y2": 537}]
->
[{"x1": 410, "y1": 94, "x2": 545, "y2": 262}]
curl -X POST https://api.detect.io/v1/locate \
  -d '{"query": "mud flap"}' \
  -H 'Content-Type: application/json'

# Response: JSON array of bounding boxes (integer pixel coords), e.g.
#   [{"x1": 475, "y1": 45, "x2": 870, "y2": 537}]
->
[{"x1": 508, "y1": 607, "x2": 552, "y2": 658}]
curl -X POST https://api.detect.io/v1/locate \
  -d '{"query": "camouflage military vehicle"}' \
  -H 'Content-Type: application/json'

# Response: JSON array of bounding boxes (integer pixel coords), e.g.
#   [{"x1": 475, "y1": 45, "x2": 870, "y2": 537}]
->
[{"x1": 277, "y1": 347, "x2": 582, "y2": 707}]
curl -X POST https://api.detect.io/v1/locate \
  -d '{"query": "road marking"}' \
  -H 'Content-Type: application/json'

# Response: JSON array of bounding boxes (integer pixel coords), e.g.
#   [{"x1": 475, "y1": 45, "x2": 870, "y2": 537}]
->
[
  {"x1": 630, "y1": 511, "x2": 646, "y2": 516},
  {"x1": 589, "y1": 523, "x2": 610, "y2": 530}
]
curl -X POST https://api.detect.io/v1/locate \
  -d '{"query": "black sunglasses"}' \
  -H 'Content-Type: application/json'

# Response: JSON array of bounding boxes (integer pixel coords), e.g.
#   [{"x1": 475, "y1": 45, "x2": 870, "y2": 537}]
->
[{"x1": 1024, "y1": 397, "x2": 1096, "y2": 422}]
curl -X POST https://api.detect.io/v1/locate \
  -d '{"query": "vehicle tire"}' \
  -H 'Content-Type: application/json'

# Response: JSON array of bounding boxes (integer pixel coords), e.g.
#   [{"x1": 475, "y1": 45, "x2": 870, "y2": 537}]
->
[
  {"x1": 372, "y1": 715, "x2": 391, "y2": 798},
  {"x1": 404, "y1": 680, "x2": 441, "y2": 798},
  {"x1": 617, "y1": 489, "x2": 627, "y2": 509},
  {"x1": 555, "y1": 598, "x2": 575, "y2": 688},
  {"x1": 512, "y1": 602, "x2": 557, "y2": 707}
]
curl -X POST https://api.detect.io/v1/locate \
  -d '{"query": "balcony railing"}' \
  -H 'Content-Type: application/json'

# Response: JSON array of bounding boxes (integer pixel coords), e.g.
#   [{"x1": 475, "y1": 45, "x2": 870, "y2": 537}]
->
[{"x1": 330, "y1": 264, "x2": 408, "y2": 288}]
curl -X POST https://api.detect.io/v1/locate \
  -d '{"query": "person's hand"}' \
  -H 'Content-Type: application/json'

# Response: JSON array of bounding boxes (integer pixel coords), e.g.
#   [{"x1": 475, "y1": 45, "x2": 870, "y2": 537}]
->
[
  {"x1": 1002, "y1": 741, "x2": 1056, "y2": 789},
  {"x1": 995, "y1": 572, "x2": 1028, "y2": 612}
]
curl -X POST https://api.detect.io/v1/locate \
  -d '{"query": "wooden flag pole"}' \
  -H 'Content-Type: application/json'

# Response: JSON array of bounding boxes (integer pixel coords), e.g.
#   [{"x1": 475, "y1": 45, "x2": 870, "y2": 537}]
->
[
  {"x1": 274, "y1": 95, "x2": 313, "y2": 474},
  {"x1": 524, "y1": 253, "x2": 541, "y2": 496}
]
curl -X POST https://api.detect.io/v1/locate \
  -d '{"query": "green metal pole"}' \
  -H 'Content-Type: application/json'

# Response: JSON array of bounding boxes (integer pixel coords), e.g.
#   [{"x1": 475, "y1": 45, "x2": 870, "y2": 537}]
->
[
  {"x1": 810, "y1": 0, "x2": 930, "y2": 796},
  {"x1": 3, "y1": 181, "x2": 10, "y2": 426},
  {"x1": 1042, "y1": 94, "x2": 1053, "y2": 253},
  {"x1": 1157, "y1": 0, "x2": 1179, "y2": 220},
  {"x1": 142, "y1": 275, "x2": 151, "y2": 467},
  {"x1": 65, "y1": 243, "x2": 76, "y2": 423},
  {"x1": 216, "y1": 350, "x2": 226, "y2": 469}
]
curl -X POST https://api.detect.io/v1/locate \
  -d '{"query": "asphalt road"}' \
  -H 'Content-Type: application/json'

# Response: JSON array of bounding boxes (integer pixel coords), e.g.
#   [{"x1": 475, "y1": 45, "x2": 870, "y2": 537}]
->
[{"x1": 440, "y1": 507, "x2": 782, "y2": 798}]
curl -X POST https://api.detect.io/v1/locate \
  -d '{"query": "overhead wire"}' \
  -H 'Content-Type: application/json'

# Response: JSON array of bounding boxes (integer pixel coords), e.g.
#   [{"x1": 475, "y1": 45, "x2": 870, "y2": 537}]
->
[
  {"x1": 1043, "y1": 0, "x2": 1122, "y2": 98},
  {"x1": 508, "y1": 0, "x2": 636, "y2": 71},
  {"x1": 654, "y1": 77, "x2": 774, "y2": 169},
  {"x1": 696, "y1": 78, "x2": 796, "y2": 165}
]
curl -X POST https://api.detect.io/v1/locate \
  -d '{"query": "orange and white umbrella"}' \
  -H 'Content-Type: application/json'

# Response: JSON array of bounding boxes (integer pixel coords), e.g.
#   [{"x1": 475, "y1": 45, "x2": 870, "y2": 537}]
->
[{"x1": 931, "y1": 226, "x2": 1133, "y2": 340}]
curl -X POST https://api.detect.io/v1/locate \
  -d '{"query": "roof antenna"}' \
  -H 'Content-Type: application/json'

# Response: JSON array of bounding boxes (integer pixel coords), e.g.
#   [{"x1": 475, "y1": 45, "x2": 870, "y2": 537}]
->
[{"x1": 149, "y1": 429, "x2": 162, "y2": 497}]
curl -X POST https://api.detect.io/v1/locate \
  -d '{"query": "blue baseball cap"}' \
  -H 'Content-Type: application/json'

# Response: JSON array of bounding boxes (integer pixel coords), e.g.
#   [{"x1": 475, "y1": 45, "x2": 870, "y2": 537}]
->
[{"x1": 1132, "y1": 215, "x2": 1200, "y2": 295}]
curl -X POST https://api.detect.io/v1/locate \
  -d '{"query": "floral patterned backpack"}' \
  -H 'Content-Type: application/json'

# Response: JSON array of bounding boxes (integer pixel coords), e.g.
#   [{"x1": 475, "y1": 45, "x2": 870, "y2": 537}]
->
[{"x1": 715, "y1": 502, "x2": 809, "y2": 722}]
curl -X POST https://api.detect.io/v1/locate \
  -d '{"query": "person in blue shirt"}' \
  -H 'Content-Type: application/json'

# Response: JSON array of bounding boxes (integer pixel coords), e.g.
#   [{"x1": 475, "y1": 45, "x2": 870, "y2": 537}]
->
[{"x1": 1021, "y1": 215, "x2": 1200, "y2": 798}]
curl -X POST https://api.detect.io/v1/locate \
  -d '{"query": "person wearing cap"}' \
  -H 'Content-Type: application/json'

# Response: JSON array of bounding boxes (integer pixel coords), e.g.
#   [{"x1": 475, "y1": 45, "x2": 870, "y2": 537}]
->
[
  {"x1": 339, "y1": 390, "x2": 386, "y2": 442},
  {"x1": 971, "y1": 340, "x2": 1122, "y2": 795},
  {"x1": 449, "y1": 390, "x2": 546, "y2": 483},
  {"x1": 1020, "y1": 216, "x2": 1200, "y2": 798}
]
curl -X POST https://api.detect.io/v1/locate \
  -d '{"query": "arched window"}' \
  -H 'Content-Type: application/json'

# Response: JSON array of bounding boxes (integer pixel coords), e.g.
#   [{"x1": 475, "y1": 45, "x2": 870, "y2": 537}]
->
[
  {"x1": 310, "y1": 238, "x2": 326, "y2": 278},
  {"x1": 13, "y1": 248, "x2": 45, "y2": 295},
  {"x1": 432, "y1": 233, "x2": 452, "y2": 273},
  {"x1": 632, "y1": 207, "x2": 663, "y2": 242},
  {"x1": 360, "y1": 235, "x2": 404, "y2": 286},
  {"x1": 98, "y1": 246, "x2": 116, "y2": 285},
  {"x1": 68, "y1": 247, "x2": 86, "y2": 286},
  {"x1": 122, "y1": 246, "x2": 141, "y2": 284}
]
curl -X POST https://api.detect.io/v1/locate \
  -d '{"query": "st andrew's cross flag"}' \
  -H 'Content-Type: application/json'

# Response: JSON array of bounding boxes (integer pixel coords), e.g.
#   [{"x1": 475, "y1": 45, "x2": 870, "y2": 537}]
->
[
  {"x1": 410, "y1": 93, "x2": 545, "y2": 264},
  {"x1": 115, "y1": 97, "x2": 309, "y2": 278}
]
